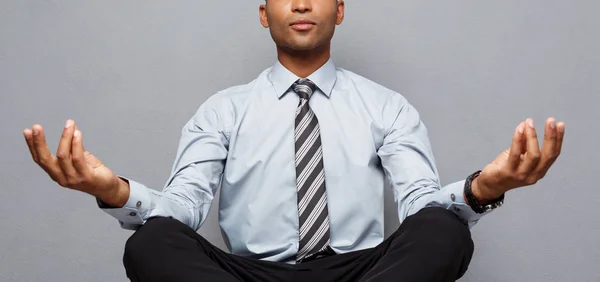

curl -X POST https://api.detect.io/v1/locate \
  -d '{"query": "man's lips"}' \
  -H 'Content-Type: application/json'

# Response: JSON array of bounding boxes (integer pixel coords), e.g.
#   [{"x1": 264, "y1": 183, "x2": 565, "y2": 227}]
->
[{"x1": 290, "y1": 20, "x2": 316, "y2": 31}]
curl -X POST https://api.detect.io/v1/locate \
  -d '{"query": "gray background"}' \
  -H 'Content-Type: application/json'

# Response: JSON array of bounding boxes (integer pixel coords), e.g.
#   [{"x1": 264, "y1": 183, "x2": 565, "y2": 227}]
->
[{"x1": 1, "y1": 0, "x2": 598, "y2": 281}]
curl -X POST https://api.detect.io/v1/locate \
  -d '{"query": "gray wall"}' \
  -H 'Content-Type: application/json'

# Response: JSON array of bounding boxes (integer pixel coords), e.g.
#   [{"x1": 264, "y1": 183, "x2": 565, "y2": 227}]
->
[{"x1": 1, "y1": 0, "x2": 598, "y2": 281}]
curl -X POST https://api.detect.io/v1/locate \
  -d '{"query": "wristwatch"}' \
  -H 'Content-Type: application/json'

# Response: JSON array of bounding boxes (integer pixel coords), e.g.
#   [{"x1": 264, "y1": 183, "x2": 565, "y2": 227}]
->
[{"x1": 464, "y1": 170, "x2": 505, "y2": 214}]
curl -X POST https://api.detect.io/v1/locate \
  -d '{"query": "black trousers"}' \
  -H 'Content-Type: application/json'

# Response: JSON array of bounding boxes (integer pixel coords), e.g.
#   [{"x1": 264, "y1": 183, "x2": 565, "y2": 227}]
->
[{"x1": 123, "y1": 207, "x2": 474, "y2": 282}]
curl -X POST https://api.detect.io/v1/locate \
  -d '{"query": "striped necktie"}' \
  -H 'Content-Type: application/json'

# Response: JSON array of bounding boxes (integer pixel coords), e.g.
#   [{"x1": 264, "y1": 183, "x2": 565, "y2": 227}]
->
[{"x1": 292, "y1": 78, "x2": 332, "y2": 263}]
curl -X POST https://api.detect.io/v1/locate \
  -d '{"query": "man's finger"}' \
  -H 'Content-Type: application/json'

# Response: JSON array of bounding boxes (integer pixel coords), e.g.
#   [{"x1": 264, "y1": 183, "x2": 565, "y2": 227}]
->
[
  {"x1": 555, "y1": 122, "x2": 566, "y2": 156},
  {"x1": 23, "y1": 129, "x2": 39, "y2": 162},
  {"x1": 31, "y1": 124, "x2": 67, "y2": 184},
  {"x1": 536, "y1": 118, "x2": 558, "y2": 174},
  {"x1": 520, "y1": 118, "x2": 541, "y2": 175},
  {"x1": 32, "y1": 125, "x2": 56, "y2": 167},
  {"x1": 71, "y1": 128, "x2": 90, "y2": 178},
  {"x1": 507, "y1": 122, "x2": 526, "y2": 170},
  {"x1": 56, "y1": 120, "x2": 79, "y2": 184},
  {"x1": 73, "y1": 123, "x2": 88, "y2": 152}
]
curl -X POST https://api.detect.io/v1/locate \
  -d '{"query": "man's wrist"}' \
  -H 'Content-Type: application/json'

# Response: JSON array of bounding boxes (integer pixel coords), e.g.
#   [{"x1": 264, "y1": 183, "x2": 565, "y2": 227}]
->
[
  {"x1": 464, "y1": 171, "x2": 505, "y2": 213},
  {"x1": 97, "y1": 178, "x2": 130, "y2": 208},
  {"x1": 470, "y1": 174, "x2": 504, "y2": 204}
]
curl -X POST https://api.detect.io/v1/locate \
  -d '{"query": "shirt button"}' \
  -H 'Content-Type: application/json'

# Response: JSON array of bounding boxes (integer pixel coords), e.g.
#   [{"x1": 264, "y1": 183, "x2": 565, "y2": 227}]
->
[
  {"x1": 136, "y1": 201, "x2": 142, "y2": 207},
  {"x1": 450, "y1": 193, "x2": 456, "y2": 201},
  {"x1": 454, "y1": 207, "x2": 460, "y2": 212},
  {"x1": 129, "y1": 212, "x2": 137, "y2": 216}
]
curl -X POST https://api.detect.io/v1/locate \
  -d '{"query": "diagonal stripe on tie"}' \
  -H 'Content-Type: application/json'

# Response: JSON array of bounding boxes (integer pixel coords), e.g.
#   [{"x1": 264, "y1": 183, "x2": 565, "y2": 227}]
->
[
  {"x1": 299, "y1": 216, "x2": 329, "y2": 257},
  {"x1": 295, "y1": 102, "x2": 313, "y2": 127},
  {"x1": 302, "y1": 220, "x2": 329, "y2": 253},
  {"x1": 299, "y1": 187, "x2": 327, "y2": 229},
  {"x1": 296, "y1": 138, "x2": 321, "y2": 178},
  {"x1": 299, "y1": 192, "x2": 327, "y2": 236},
  {"x1": 295, "y1": 111, "x2": 313, "y2": 139},
  {"x1": 296, "y1": 142, "x2": 322, "y2": 188},
  {"x1": 295, "y1": 124, "x2": 320, "y2": 166},
  {"x1": 298, "y1": 170, "x2": 324, "y2": 213}
]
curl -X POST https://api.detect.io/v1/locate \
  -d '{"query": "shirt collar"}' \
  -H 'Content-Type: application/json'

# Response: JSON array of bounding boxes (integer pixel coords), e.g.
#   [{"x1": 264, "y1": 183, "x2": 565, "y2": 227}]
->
[{"x1": 269, "y1": 58, "x2": 337, "y2": 99}]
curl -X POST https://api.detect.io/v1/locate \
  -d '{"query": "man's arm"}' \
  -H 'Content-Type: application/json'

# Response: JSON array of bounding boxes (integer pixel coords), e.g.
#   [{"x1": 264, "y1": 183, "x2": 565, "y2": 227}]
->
[
  {"x1": 24, "y1": 94, "x2": 230, "y2": 231},
  {"x1": 377, "y1": 93, "x2": 565, "y2": 228},
  {"x1": 377, "y1": 93, "x2": 486, "y2": 227}
]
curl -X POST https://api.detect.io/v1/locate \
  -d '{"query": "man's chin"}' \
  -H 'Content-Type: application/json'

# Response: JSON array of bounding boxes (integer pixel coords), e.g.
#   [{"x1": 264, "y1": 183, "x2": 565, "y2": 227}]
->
[{"x1": 281, "y1": 42, "x2": 323, "y2": 53}]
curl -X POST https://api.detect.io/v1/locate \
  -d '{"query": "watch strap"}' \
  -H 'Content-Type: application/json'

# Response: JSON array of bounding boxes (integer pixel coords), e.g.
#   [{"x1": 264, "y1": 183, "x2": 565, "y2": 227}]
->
[{"x1": 464, "y1": 170, "x2": 505, "y2": 214}]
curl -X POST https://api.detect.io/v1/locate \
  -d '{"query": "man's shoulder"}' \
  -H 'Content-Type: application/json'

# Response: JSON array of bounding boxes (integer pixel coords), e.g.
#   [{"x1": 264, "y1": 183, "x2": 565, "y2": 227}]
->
[
  {"x1": 197, "y1": 68, "x2": 270, "y2": 108},
  {"x1": 337, "y1": 67, "x2": 404, "y2": 102},
  {"x1": 195, "y1": 67, "x2": 273, "y2": 115},
  {"x1": 215, "y1": 68, "x2": 272, "y2": 99}
]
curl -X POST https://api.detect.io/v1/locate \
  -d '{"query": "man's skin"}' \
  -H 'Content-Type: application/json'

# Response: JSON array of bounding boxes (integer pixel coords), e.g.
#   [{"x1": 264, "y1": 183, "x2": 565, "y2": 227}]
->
[{"x1": 24, "y1": 0, "x2": 565, "y2": 225}]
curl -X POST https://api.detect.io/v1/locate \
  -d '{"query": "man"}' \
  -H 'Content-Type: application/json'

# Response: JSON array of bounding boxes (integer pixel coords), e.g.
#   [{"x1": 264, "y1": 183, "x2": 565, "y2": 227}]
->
[{"x1": 23, "y1": 0, "x2": 565, "y2": 281}]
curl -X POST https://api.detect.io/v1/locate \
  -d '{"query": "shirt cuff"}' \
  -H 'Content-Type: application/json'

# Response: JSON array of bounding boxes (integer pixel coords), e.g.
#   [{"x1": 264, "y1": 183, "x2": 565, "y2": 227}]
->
[
  {"x1": 97, "y1": 176, "x2": 153, "y2": 229},
  {"x1": 440, "y1": 180, "x2": 496, "y2": 227}
]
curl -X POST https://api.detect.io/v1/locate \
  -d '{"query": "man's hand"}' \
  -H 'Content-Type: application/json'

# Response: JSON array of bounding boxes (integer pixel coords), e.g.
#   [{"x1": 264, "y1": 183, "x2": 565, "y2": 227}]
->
[
  {"x1": 471, "y1": 117, "x2": 566, "y2": 202},
  {"x1": 23, "y1": 119, "x2": 129, "y2": 207}
]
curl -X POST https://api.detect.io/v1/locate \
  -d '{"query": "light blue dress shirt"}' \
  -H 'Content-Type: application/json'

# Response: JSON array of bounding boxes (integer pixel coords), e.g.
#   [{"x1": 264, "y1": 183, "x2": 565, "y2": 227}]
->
[{"x1": 102, "y1": 59, "x2": 494, "y2": 264}]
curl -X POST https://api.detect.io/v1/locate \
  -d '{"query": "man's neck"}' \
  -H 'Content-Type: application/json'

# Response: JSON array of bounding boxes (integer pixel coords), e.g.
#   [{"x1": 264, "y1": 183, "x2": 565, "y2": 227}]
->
[{"x1": 276, "y1": 44, "x2": 331, "y2": 78}]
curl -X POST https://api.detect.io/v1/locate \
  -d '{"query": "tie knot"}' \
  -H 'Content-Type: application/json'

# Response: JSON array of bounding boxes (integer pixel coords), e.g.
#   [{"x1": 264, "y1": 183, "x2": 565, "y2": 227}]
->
[{"x1": 293, "y1": 79, "x2": 317, "y2": 100}]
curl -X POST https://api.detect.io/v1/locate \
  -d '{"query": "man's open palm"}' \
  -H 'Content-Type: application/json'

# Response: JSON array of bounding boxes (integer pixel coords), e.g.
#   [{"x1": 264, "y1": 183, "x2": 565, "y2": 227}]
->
[{"x1": 23, "y1": 120, "x2": 120, "y2": 200}]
